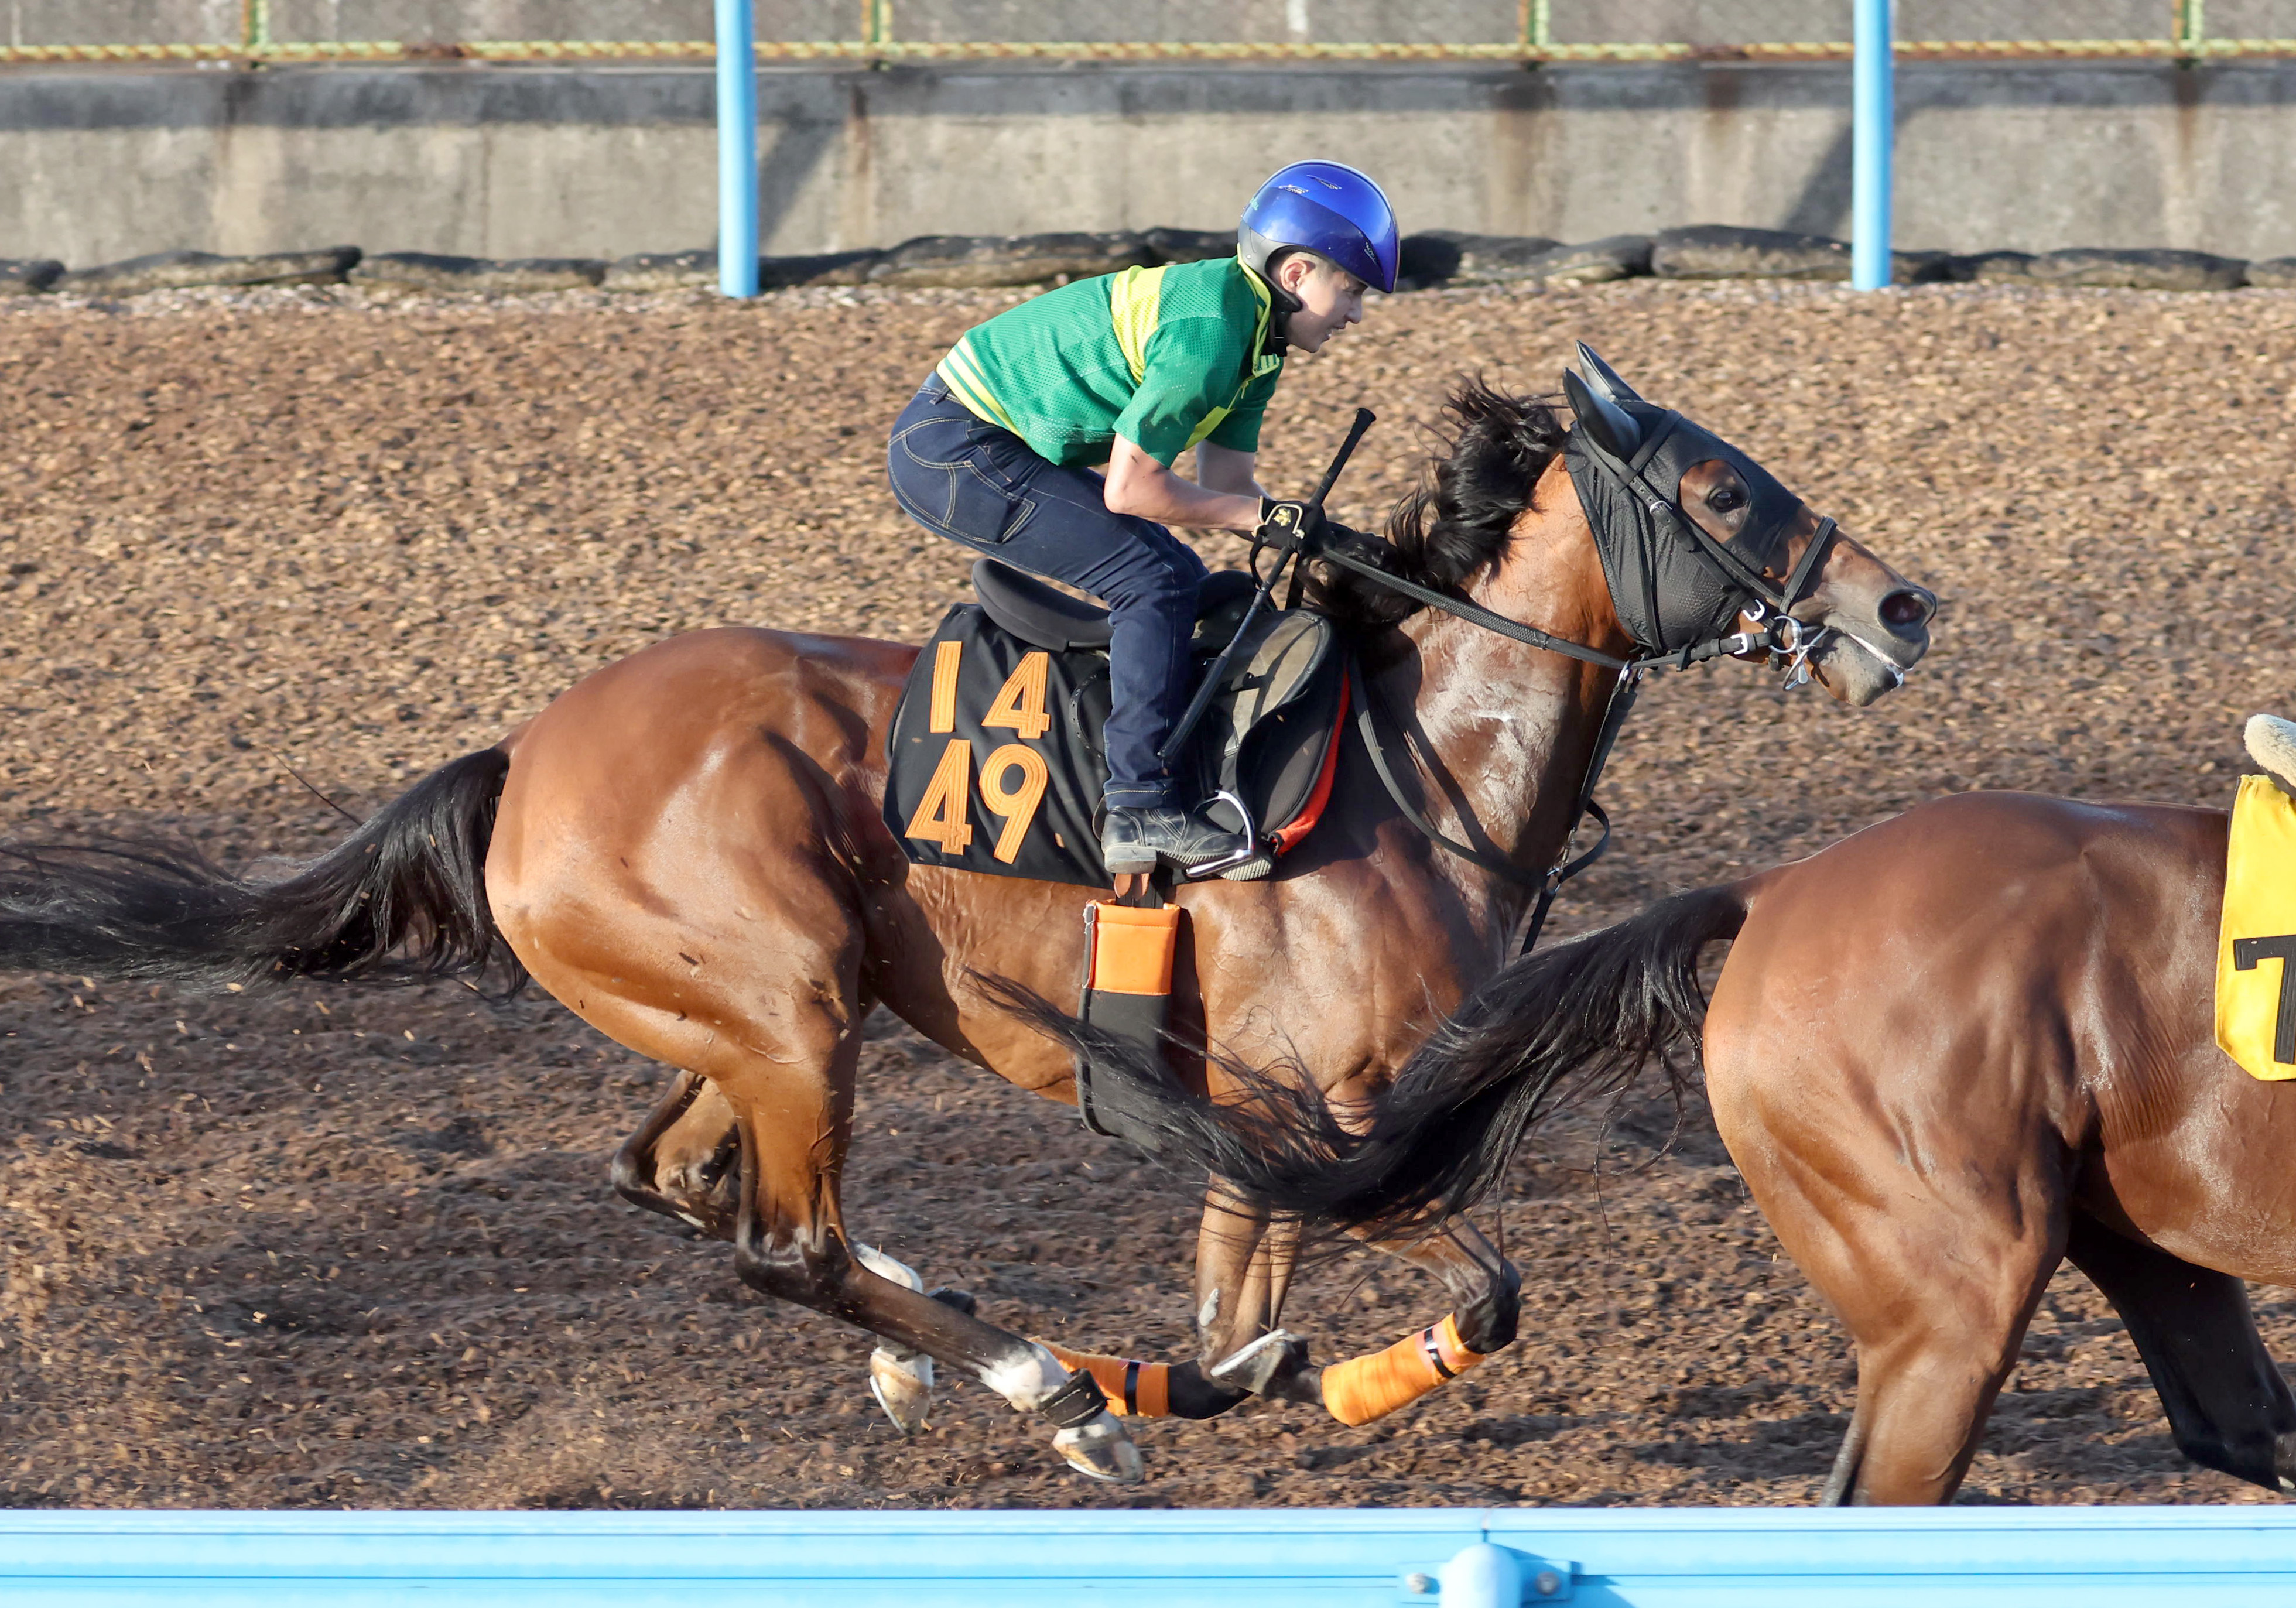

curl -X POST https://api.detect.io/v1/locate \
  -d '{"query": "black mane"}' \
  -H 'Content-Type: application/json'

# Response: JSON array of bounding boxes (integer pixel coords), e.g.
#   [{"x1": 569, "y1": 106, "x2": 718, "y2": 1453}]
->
[{"x1": 1305, "y1": 378, "x2": 1569, "y2": 630}]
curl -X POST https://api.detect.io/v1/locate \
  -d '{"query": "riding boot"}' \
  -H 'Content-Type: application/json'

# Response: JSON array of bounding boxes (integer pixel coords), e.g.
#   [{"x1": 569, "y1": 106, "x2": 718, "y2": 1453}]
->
[
  {"x1": 1100, "y1": 805, "x2": 1258, "y2": 880},
  {"x1": 2247, "y1": 714, "x2": 2296, "y2": 798}
]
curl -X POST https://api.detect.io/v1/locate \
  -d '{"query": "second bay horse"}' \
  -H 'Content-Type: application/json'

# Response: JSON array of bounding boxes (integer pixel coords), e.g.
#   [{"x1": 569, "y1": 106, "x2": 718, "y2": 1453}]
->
[{"x1": 1105, "y1": 782, "x2": 2296, "y2": 1503}]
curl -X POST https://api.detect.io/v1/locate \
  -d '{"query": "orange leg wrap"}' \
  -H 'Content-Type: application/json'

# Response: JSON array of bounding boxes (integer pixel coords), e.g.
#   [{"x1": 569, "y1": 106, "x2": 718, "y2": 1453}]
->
[
  {"x1": 1038, "y1": 1342, "x2": 1171, "y2": 1417},
  {"x1": 1319, "y1": 1313, "x2": 1484, "y2": 1427}
]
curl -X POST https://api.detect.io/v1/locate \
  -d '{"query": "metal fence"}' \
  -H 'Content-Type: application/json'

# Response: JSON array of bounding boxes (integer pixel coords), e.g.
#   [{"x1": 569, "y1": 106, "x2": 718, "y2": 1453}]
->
[{"x1": 5, "y1": 1, "x2": 2296, "y2": 66}]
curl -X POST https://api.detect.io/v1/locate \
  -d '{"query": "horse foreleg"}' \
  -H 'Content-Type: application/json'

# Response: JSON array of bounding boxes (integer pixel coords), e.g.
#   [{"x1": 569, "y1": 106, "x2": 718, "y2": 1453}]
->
[
  {"x1": 1295, "y1": 1218, "x2": 1520, "y2": 1427},
  {"x1": 2065, "y1": 1214, "x2": 2296, "y2": 1493},
  {"x1": 1186, "y1": 1199, "x2": 1522, "y2": 1429},
  {"x1": 1038, "y1": 1179, "x2": 1284, "y2": 1424}
]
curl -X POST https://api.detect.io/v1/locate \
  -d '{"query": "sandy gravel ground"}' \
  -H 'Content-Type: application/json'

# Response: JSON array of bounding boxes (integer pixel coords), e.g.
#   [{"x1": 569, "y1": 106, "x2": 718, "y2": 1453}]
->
[{"x1": 0, "y1": 276, "x2": 2292, "y2": 1509}]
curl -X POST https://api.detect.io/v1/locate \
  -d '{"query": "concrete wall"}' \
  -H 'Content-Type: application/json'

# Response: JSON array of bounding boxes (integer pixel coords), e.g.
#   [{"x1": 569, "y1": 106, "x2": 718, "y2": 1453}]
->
[{"x1": 8, "y1": 59, "x2": 2296, "y2": 267}]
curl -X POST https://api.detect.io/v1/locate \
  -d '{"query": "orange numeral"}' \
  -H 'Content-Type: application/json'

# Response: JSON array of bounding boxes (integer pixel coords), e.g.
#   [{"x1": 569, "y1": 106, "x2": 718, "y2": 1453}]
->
[
  {"x1": 980, "y1": 744, "x2": 1049, "y2": 864},
  {"x1": 983, "y1": 651, "x2": 1052, "y2": 742},
  {"x1": 928, "y1": 641, "x2": 963, "y2": 734},
  {"x1": 904, "y1": 738, "x2": 973, "y2": 852}
]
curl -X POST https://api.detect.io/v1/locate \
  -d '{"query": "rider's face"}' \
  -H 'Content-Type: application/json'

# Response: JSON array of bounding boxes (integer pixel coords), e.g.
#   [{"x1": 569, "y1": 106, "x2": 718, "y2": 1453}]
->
[{"x1": 1279, "y1": 255, "x2": 1368, "y2": 354}]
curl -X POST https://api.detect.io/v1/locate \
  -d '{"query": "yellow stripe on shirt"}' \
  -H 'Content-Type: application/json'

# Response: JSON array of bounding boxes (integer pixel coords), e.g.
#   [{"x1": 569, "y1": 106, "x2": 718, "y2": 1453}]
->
[
  {"x1": 935, "y1": 337, "x2": 1022, "y2": 433},
  {"x1": 1106, "y1": 264, "x2": 1169, "y2": 383}
]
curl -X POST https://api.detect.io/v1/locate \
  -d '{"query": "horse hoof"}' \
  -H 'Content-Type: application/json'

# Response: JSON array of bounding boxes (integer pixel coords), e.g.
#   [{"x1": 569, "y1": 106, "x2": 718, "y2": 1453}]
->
[
  {"x1": 868, "y1": 1346, "x2": 935, "y2": 1434},
  {"x1": 1052, "y1": 1411, "x2": 1145, "y2": 1484},
  {"x1": 1207, "y1": 1328, "x2": 1308, "y2": 1396}
]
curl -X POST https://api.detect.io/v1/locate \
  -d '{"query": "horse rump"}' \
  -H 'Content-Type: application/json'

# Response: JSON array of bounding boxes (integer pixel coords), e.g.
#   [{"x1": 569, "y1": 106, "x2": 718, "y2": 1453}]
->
[
  {"x1": 989, "y1": 882, "x2": 1748, "y2": 1238},
  {"x1": 0, "y1": 747, "x2": 525, "y2": 995}
]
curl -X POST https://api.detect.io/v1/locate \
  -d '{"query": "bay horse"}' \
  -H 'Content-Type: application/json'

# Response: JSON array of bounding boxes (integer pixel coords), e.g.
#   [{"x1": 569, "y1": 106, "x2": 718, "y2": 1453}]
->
[
  {"x1": 1093, "y1": 781, "x2": 2296, "y2": 1504},
  {"x1": 0, "y1": 365, "x2": 1931, "y2": 1482}
]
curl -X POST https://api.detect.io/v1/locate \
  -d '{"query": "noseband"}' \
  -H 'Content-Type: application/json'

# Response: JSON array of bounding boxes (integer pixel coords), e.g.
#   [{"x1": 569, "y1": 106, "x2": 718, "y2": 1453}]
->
[{"x1": 1286, "y1": 345, "x2": 1850, "y2": 954}]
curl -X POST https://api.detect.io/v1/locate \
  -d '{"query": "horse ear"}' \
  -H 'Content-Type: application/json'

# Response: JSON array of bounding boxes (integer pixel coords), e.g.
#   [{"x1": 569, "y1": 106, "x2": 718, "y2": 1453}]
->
[
  {"x1": 1574, "y1": 341, "x2": 1644, "y2": 405},
  {"x1": 1563, "y1": 368, "x2": 1641, "y2": 460}
]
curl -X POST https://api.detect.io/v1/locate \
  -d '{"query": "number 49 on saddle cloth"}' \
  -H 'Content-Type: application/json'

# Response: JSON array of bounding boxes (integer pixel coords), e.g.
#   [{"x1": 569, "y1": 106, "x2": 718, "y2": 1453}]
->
[
  {"x1": 881, "y1": 598, "x2": 1349, "y2": 888},
  {"x1": 2216, "y1": 774, "x2": 2296, "y2": 1079}
]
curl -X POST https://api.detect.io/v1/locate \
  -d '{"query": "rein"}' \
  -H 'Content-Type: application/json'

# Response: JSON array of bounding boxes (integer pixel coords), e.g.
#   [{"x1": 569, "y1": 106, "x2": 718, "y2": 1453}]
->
[{"x1": 1305, "y1": 511, "x2": 1838, "y2": 956}]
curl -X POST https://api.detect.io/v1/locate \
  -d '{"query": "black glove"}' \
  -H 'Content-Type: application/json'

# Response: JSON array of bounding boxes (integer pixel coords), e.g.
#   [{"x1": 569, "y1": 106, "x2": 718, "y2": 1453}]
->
[{"x1": 1255, "y1": 496, "x2": 1327, "y2": 553}]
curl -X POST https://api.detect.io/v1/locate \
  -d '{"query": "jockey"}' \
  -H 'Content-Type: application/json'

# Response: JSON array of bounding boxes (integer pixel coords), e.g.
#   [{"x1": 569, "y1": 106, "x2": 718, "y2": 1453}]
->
[{"x1": 887, "y1": 161, "x2": 1398, "y2": 881}]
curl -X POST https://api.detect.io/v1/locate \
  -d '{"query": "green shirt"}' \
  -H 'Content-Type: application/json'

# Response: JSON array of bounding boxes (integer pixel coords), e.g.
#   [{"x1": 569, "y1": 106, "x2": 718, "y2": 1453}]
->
[{"x1": 935, "y1": 256, "x2": 1285, "y2": 468}]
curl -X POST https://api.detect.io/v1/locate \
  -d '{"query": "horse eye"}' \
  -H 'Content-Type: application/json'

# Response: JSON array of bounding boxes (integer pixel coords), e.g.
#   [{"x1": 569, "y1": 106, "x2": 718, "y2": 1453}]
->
[{"x1": 1709, "y1": 486, "x2": 1744, "y2": 513}]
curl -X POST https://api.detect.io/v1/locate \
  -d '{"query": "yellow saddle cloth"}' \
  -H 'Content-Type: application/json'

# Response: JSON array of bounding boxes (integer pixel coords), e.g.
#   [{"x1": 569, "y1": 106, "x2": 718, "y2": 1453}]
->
[{"x1": 2216, "y1": 774, "x2": 2296, "y2": 1080}]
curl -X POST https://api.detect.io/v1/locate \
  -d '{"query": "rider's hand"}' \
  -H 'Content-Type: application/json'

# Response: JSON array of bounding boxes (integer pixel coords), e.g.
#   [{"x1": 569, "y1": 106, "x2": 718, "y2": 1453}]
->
[{"x1": 1255, "y1": 497, "x2": 1327, "y2": 551}]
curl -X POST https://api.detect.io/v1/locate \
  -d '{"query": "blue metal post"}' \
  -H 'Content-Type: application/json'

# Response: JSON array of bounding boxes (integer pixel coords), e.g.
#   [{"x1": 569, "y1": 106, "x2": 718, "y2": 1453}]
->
[
  {"x1": 1850, "y1": 0, "x2": 1893, "y2": 290},
  {"x1": 715, "y1": 0, "x2": 759, "y2": 298}
]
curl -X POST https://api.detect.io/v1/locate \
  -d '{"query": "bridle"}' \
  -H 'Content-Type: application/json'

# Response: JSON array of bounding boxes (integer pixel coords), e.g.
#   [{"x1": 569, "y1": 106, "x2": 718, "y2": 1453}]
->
[{"x1": 1284, "y1": 350, "x2": 1857, "y2": 956}]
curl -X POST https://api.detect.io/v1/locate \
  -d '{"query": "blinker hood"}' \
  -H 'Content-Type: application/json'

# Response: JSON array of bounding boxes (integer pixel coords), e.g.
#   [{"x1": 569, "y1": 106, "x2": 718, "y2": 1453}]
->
[{"x1": 1562, "y1": 352, "x2": 1805, "y2": 656}]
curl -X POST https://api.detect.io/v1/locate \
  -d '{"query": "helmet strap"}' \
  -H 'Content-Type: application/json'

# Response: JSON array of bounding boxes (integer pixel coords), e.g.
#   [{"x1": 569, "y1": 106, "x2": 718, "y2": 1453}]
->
[{"x1": 1247, "y1": 261, "x2": 1305, "y2": 357}]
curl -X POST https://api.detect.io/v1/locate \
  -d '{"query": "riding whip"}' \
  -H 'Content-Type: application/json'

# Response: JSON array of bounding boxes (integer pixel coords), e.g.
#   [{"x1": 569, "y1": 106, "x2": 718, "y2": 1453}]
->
[{"x1": 1158, "y1": 406, "x2": 1376, "y2": 765}]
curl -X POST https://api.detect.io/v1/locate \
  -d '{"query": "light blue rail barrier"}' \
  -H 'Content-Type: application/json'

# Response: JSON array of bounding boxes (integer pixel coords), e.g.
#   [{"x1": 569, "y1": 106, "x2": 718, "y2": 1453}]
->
[
  {"x1": 1850, "y1": 0, "x2": 1893, "y2": 290},
  {"x1": 2, "y1": 1507, "x2": 2295, "y2": 1606}
]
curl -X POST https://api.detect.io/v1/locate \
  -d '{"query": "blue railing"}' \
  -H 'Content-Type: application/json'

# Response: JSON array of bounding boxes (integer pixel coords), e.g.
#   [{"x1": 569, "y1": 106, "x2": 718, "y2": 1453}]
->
[{"x1": 2, "y1": 1506, "x2": 2294, "y2": 1604}]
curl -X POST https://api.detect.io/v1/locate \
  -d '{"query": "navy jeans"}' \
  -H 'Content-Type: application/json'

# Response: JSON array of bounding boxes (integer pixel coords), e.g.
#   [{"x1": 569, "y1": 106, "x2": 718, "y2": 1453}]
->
[{"x1": 887, "y1": 378, "x2": 1208, "y2": 810}]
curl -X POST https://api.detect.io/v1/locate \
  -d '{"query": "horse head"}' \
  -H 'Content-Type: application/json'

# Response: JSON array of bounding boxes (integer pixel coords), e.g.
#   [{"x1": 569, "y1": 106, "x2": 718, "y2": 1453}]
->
[{"x1": 1565, "y1": 343, "x2": 1934, "y2": 707}]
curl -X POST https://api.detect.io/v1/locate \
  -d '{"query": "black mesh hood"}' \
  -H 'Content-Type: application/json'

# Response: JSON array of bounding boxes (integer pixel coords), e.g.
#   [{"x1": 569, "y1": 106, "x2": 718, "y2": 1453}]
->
[{"x1": 1564, "y1": 398, "x2": 1803, "y2": 655}]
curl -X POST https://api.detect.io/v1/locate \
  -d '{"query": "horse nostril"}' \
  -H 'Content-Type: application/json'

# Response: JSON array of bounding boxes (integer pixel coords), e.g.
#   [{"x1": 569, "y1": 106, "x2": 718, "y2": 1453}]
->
[{"x1": 1878, "y1": 589, "x2": 1934, "y2": 633}]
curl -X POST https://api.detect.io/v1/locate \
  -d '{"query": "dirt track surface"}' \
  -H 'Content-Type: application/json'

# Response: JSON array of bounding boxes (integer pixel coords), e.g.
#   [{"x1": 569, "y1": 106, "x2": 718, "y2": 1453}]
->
[{"x1": 1, "y1": 277, "x2": 2294, "y2": 1509}]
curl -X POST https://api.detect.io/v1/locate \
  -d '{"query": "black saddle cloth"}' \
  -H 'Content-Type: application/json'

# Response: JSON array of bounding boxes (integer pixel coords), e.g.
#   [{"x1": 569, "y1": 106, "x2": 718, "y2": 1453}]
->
[{"x1": 882, "y1": 561, "x2": 1347, "y2": 887}]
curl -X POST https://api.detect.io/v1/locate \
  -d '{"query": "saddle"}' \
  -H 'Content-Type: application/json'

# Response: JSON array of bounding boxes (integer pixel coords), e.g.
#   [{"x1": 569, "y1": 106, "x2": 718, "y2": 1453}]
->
[{"x1": 882, "y1": 560, "x2": 1349, "y2": 888}]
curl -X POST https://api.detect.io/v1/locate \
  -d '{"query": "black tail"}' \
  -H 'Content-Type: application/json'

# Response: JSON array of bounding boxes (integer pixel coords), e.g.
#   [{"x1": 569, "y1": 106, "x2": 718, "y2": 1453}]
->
[
  {"x1": 0, "y1": 747, "x2": 525, "y2": 996},
  {"x1": 993, "y1": 884, "x2": 1748, "y2": 1238}
]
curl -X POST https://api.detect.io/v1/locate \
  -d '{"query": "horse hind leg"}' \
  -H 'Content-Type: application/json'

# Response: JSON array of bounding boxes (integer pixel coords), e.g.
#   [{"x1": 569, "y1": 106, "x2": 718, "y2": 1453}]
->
[
  {"x1": 1816, "y1": 1210, "x2": 2296, "y2": 1501},
  {"x1": 612, "y1": 1084, "x2": 974, "y2": 1438},
  {"x1": 565, "y1": 931, "x2": 1140, "y2": 1478},
  {"x1": 1756, "y1": 1165, "x2": 2066, "y2": 1505},
  {"x1": 710, "y1": 1012, "x2": 1144, "y2": 1483},
  {"x1": 1814, "y1": 1261, "x2": 2059, "y2": 1504},
  {"x1": 2065, "y1": 1214, "x2": 2296, "y2": 1493},
  {"x1": 613, "y1": 1069, "x2": 742, "y2": 1239}
]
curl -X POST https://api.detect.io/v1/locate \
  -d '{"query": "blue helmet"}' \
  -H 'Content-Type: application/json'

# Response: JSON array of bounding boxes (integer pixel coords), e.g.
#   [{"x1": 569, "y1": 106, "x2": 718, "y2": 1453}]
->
[{"x1": 1238, "y1": 161, "x2": 1399, "y2": 295}]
